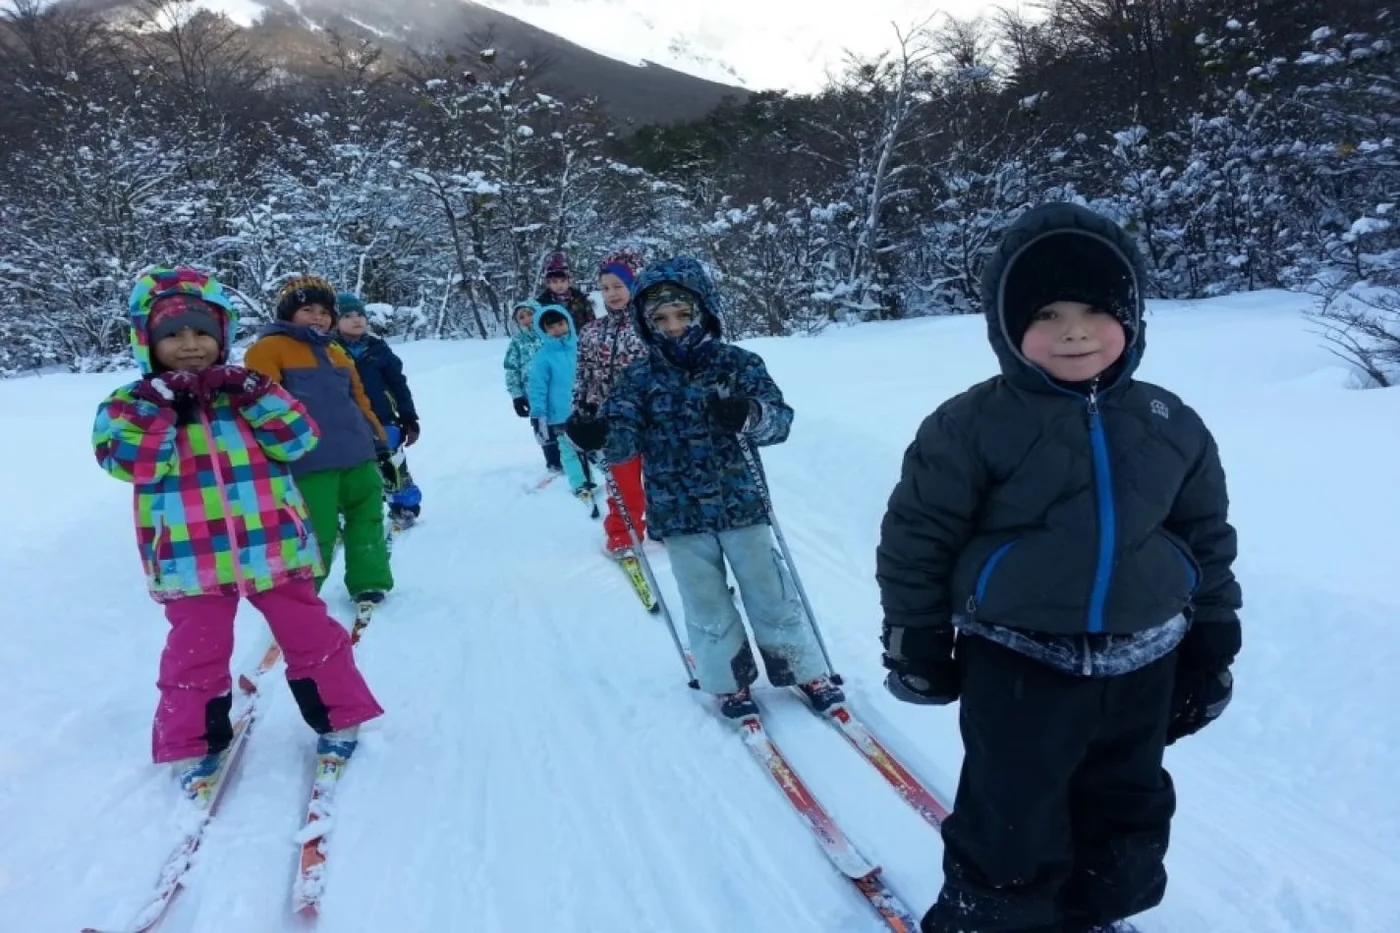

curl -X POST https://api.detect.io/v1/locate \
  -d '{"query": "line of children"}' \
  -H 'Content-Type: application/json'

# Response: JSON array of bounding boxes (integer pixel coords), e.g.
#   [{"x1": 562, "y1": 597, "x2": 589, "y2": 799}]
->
[
  {"x1": 529, "y1": 304, "x2": 595, "y2": 499},
  {"x1": 503, "y1": 299, "x2": 560, "y2": 473},
  {"x1": 93, "y1": 267, "x2": 382, "y2": 793},
  {"x1": 538, "y1": 250, "x2": 596, "y2": 330},
  {"x1": 876, "y1": 202, "x2": 1242, "y2": 933},
  {"x1": 101, "y1": 206, "x2": 1243, "y2": 933},
  {"x1": 333, "y1": 293, "x2": 424, "y2": 530},
  {"x1": 571, "y1": 248, "x2": 650, "y2": 552},
  {"x1": 566, "y1": 257, "x2": 844, "y2": 717},
  {"x1": 243, "y1": 278, "x2": 395, "y2": 607}
]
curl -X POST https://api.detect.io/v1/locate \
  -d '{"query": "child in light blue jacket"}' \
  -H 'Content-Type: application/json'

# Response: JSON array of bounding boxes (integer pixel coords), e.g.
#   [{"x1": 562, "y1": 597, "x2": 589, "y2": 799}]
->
[{"x1": 528, "y1": 305, "x2": 593, "y2": 495}]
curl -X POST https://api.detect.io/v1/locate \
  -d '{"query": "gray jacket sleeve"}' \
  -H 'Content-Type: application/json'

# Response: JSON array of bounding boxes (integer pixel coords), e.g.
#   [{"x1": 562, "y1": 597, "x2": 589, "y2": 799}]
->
[{"x1": 876, "y1": 405, "x2": 987, "y2": 633}]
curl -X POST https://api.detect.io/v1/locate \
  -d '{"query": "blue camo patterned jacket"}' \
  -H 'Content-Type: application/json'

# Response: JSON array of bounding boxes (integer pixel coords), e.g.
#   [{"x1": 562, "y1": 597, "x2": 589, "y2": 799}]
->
[{"x1": 602, "y1": 258, "x2": 793, "y2": 538}]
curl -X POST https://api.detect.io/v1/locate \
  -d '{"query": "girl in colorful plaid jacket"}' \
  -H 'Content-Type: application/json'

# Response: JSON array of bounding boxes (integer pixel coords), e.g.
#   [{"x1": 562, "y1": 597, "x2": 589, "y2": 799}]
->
[{"x1": 93, "y1": 266, "x2": 383, "y2": 793}]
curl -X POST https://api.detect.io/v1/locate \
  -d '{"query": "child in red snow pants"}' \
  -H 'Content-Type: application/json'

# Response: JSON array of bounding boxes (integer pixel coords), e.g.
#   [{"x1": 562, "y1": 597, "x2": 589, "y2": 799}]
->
[
  {"x1": 603, "y1": 455, "x2": 648, "y2": 550},
  {"x1": 154, "y1": 578, "x2": 383, "y2": 762}
]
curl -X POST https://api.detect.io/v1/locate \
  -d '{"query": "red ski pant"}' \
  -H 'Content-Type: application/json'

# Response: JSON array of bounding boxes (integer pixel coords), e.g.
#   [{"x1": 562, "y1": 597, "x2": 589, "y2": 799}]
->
[
  {"x1": 152, "y1": 577, "x2": 384, "y2": 763},
  {"x1": 603, "y1": 455, "x2": 647, "y2": 551}
]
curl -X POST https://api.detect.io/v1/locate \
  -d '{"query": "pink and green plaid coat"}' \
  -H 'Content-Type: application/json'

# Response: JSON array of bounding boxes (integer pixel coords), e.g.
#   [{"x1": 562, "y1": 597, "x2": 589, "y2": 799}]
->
[{"x1": 93, "y1": 267, "x2": 324, "y2": 603}]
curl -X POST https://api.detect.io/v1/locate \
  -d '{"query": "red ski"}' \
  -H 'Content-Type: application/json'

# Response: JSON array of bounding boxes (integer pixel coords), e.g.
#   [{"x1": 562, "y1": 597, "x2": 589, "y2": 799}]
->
[
  {"x1": 734, "y1": 712, "x2": 919, "y2": 931},
  {"x1": 812, "y1": 700, "x2": 951, "y2": 831},
  {"x1": 290, "y1": 741, "x2": 354, "y2": 917}
]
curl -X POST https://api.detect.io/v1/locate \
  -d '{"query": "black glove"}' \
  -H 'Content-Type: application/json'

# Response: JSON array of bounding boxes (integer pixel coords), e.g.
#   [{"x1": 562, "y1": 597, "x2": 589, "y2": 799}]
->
[
  {"x1": 512, "y1": 396, "x2": 530, "y2": 418},
  {"x1": 1166, "y1": 667, "x2": 1233, "y2": 744},
  {"x1": 1166, "y1": 620, "x2": 1241, "y2": 744},
  {"x1": 401, "y1": 417, "x2": 420, "y2": 446},
  {"x1": 708, "y1": 394, "x2": 755, "y2": 433},
  {"x1": 377, "y1": 449, "x2": 399, "y2": 489},
  {"x1": 881, "y1": 624, "x2": 960, "y2": 705},
  {"x1": 565, "y1": 412, "x2": 608, "y2": 452}
]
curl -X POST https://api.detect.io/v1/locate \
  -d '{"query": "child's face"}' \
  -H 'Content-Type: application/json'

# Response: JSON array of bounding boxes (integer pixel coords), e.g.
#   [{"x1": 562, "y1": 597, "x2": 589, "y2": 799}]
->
[
  {"x1": 153, "y1": 327, "x2": 221, "y2": 372},
  {"x1": 647, "y1": 302, "x2": 695, "y2": 339},
  {"x1": 292, "y1": 303, "x2": 334, "y2": 332},
  {"x1": 1020, "y1": 301, "x2": 1126, "y2": 383},
  {"x1": 337, "y1": 312, "x2": 367, "y2": 338},
  {"x1": 599, "y1": 273, "x2": 631, "y2": 312},
  {"x1": 515, "y1": 306, "x2": 534, "y2": 329},
  {"x1": 545, "y1": 274, "x2": 571, "y2": 296},
  {"x1": 543, "y1": 319, "x2": 570, "y2": 338}
]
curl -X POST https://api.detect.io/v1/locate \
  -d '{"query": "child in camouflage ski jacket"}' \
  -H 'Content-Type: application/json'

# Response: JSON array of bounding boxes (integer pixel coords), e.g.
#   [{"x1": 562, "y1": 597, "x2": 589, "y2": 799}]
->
[
  {"x1": 565, "y1": 257, "x2": 843, "y2": 718},
  {"x1": 93, "y1": 266, "x2": 381, "y2": 788},
  {"x1": 877, "y1": 203, "x2": 1242, "y2": 933},
  {"x1": 503, "y1": 299, "x2": 559, "y2": 472}
]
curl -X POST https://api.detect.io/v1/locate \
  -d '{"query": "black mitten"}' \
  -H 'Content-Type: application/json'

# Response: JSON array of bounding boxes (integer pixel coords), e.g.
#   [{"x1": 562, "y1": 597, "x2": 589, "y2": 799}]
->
[
  {"x1": 512, "y1": 397, "x2": 530, "y2": 418},
  {"x1": 565, "y1": 412, "x2": 608, "y2": 452},
  {"x1": 708, "y1": 395, "x2": 755, "y2": 433},
  {"x1": 1167, "y1": 620, "x2": 1241, "y2": 744},
  {"x1": 881, "y1": 624, "x2": 960, "y2": 705}
]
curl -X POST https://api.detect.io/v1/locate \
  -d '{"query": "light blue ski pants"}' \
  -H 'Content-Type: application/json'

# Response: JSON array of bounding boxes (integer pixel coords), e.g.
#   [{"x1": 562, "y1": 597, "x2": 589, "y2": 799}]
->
[{"x1": 666, "y1": 523, "x2": 825, "y2": 694}]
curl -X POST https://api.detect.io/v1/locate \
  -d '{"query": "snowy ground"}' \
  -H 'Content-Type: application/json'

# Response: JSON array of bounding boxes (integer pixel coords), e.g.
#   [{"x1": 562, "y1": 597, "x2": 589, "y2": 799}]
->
[{"x1": 1, "y1": 290, "x2": 1397, "y2": 932}]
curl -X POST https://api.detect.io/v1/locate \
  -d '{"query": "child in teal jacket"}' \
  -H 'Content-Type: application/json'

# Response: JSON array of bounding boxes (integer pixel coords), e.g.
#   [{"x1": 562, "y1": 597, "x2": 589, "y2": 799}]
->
[{"x1": 528, "y1": 305, "x2": 592, "y2": 495}]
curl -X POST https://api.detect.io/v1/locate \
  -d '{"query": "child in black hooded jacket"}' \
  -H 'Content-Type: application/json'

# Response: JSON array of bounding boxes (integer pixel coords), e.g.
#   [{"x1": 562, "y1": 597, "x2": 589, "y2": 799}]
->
[{"x1": 877, "y1": 202, "x2": 1242, "y2": 933}]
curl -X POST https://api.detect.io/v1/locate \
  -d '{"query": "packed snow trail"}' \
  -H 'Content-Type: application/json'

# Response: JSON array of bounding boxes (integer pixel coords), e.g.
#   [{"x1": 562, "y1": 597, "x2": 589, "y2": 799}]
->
[{"x1": 2, "y1": 292, "x2": 1399, "y2": 932}]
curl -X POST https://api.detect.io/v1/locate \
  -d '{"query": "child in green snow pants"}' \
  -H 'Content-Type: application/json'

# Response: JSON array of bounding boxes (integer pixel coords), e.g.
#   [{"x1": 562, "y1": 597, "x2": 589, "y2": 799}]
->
[{"x1": 296, "y1": 460, "x2": 393, "y2": 596}]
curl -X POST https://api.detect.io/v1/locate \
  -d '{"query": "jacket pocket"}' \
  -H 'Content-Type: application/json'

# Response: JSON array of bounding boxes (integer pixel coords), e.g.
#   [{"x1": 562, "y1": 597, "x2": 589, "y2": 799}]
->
[
  {"x1": 1160, "y1": 530, "x2": 1201, "y2": 595},
  {"x1": 968, "y1": 537, "x2": 1020, "y2": 615},
  {"x1": 282, "y1": 494, "x2": 310, "y2": 547}
]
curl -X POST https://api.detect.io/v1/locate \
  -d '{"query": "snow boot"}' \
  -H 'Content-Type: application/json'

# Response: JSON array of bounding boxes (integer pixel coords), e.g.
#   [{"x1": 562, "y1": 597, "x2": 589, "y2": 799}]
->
[
  {"x1": 718, "y1": 686, "x2": 758, "y2": 719},
  {"x1": 171, "y1": 752, "x2": 225, "y2": 803},
  {"x1": 353, "y1": 590, "x2": 385, "y2": 605},
  {"x1": 316, "y1": 725, "x2": 360, "y2": 761},
  {"x1": 798, "y1": 675, "x2": 845, "y2": 712}
]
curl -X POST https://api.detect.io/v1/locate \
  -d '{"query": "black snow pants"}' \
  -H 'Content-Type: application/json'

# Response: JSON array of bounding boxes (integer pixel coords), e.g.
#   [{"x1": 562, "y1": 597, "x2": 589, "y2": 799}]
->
[{"x1": 921, "y1": 635, "x2": 1178, "y2": 933}]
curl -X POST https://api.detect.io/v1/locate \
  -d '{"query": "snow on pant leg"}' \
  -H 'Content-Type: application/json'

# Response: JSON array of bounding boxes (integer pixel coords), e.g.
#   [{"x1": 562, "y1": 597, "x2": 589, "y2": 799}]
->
[
  {"x1": 603, "y1": 455, "x2": 646, "y2": 551},
  {"x1": 538, "y1": 424, "x2": 562, "y2": 471},
  {"x1": 554, "y1": 426, "x2": 589, "y2": 491},
  {"x1": 1061, "y1": 651, "x2": 1177, "y2": 927},
  {"x1": 338, "y1": 459, "x2": 394, "y2": 597},
  {"x1": 666, "y1": 531, "x2": 755, "y2": 694},
  {"x1": 922, "y1": 635, "x2": 1099, "y2": 933},
  {"x1": 295, "y1": 468, "x2": 343, "y2": 592},
  {"x1": 250, "y1": 578, "x2": 384, "y2": 733},
  {"x1": 153, "y1": 594, "x2": 238, "y2": 763},
  {"x1": 718, "y1": 523, "x2": 824, "y2": 687}
]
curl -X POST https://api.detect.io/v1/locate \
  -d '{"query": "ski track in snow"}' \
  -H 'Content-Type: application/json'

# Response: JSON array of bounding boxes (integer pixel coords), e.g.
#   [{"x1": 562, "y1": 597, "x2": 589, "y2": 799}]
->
[{"x1": 2, "y1": 294, "x2": 1399, "y2": 931}]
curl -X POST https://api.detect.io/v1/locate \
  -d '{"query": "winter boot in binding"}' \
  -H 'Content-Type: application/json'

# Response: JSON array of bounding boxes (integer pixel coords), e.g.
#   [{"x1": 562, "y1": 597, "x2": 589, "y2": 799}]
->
[
  {"x1": 798, "y1": 676, "x2": 845, "y2": 712},
  {"x1": 171, "y1": 752, "x2": 225, "y2": 804},
  {"x1": 718, "y1": 686, "x2": 758, "y2": 719},
  {"x1": 316, "y1": 725, "x2": 360, "y2": 761}
]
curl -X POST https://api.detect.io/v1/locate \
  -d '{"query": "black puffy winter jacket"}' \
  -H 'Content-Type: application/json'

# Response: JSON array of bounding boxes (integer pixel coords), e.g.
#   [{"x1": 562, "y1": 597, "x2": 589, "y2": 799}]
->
[{"x1": 877, "y1": 204, "x2": 1241, "y2": 653}]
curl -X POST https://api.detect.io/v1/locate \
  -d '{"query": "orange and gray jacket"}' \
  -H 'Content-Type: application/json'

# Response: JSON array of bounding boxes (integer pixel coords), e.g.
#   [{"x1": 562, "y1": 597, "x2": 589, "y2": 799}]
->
[{"x1": 244, "y1": 322, "x2": 386, "y2": 476}]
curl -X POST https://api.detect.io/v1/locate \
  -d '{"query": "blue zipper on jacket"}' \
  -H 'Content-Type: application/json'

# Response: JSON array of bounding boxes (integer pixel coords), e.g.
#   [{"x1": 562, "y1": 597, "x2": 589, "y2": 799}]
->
[{"x1": 1085, "y1": 380, "x2": 1116, "y2": 633}]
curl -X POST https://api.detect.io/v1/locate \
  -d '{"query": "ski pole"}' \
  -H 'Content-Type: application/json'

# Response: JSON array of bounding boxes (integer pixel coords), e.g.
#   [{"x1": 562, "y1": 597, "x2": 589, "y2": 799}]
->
[
  {"x1": 735, "y1": 435, "x2": 842, "y2": 685},
  {"x1": 592, "y1": 452, "x2": 698, "y2": 689}
]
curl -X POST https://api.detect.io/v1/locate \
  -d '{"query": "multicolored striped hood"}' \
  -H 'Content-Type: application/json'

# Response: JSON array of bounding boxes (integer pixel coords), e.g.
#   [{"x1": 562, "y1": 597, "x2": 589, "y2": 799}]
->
[{"x1": 128, "y1": 266, "x2": 239, "y2": 375}]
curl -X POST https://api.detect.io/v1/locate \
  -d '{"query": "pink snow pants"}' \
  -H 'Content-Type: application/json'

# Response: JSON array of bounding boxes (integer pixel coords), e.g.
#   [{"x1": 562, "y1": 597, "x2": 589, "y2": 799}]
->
[{"x1": 152, "y1": 578, "x2": 383, "y2": 763}]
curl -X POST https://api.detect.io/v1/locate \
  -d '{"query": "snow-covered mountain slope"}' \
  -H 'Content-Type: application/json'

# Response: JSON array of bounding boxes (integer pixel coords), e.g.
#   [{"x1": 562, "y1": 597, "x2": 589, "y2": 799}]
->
[
  {"x1": 3, "y1": 291, "x2": 1398, "y2": 931},
  {"x1": 189, "y1": 0, "x2": 959, "y2": 91},
  {"x1": 466, "y1": 0, "x2": 951, "y2": 91}
]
